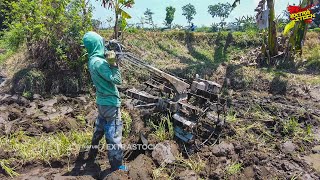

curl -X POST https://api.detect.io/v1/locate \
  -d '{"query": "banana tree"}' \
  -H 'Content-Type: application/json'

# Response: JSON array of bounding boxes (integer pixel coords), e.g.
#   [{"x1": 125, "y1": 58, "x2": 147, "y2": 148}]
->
[
  {"x1": 231, "y1": 0, "x2": 241, "y2": 9},
  {"x1": 99, "y1": 0, "x2": 134, "y2": 39},
  {"x1": 283, "y1": 0, "x2": 313, "y2": 55},
  {"x1": 267, "y1": 0, "x2": 278, "y2": 59}
]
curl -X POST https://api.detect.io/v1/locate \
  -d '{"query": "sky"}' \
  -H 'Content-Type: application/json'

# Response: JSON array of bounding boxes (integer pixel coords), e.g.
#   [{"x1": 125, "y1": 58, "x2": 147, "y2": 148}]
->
[{"x1": 89, "y1": 0, "x2": 301, "y2": 28}]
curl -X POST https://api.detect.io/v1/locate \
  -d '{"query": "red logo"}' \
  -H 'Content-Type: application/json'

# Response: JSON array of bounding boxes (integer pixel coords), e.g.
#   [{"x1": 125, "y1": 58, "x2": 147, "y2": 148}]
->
[{"x1": 288, "y1": 5, "x2": 315, "y2": 23}]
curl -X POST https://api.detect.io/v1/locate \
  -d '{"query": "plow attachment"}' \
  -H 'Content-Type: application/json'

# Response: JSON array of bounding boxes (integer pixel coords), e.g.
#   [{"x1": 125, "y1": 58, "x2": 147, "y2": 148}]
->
[{"x1": 105, "y1": 40, "x2": 227, "y2": 150}]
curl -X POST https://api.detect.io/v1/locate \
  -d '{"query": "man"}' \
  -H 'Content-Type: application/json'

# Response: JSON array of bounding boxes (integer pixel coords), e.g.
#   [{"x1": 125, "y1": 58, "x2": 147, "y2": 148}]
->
[
  {"x1": 82, "y1": 31, "x2": 126, "y2": 171},
  {"x1": 190, "y1": 23, "x2": 196, "y2": 31}
]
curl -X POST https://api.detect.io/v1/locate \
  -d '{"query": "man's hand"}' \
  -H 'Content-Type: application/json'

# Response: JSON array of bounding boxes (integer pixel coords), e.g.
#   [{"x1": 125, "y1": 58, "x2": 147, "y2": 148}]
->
[{"x1": 106, "y1": 51, "x2": 117, "y2": 66}]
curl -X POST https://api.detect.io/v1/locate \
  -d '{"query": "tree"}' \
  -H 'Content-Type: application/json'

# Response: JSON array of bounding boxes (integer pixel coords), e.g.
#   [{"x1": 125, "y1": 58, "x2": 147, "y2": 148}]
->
[
  {"x1": 286, "y1": 0, "x2": 313, "y2": 55},
  {"x1": 208, "y1": 3, "x2": 232, "y2": 29},
  {"x1": 313, "y1": 6, "x2": 320, "y2": 26},
  {"x1": 165, "y1": 6, "x2": 175, "y2": 29},
  {"x1": 267, "y1": 0, "x2": 278, "y2": 57},
  {"x1": 4, "y1": 0, "x2": 92, "y2": 63},
  {"x1": 106, "y1": 16, "x2": 114, "y2": 28},
  {"x1": 99, "y1": 0, "x2": 134, "y2": 39},
  {"x1": 138, "y1": 16, "x2": 145, "y2": 28},
  {"x1": 144, "y1": 8, "x2": 154, "y2": 28},
  {"x1": 0, "y1": 0, "x2": 15, "y2": 31},
  {"x1": 0, "y1": 2, "x2": 5, "y2": 30},
  {"x1": 92, "y1": 19, "x2": 102, "y2": 30},
  {"x1": 182, "y1": 3, "x2": 196, "y2": 26}
]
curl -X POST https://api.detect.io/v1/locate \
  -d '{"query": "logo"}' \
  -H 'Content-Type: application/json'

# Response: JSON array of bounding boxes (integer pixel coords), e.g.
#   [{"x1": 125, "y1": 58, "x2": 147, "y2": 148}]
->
[
  {"x1": 288, "y1": 5, "x2": 315, "y2": 23},
  {"x1": 284, "y1": 3, "x2": 320, "y2": 35}
]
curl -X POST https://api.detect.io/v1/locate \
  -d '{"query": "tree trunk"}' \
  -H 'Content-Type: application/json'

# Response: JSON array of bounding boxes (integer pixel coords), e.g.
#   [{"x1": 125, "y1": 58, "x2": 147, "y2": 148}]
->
[
  {"x1": 114, "y1": 14, "x2": 119, "y2": 39},
  {"x1": 267, "y1": 0, "x2": 278, "y2": 59}
]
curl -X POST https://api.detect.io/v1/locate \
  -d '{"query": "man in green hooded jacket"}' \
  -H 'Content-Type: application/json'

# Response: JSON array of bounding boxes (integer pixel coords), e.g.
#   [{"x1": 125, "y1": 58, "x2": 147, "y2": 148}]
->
[{"x1": 83, "y1": 31, "x2": 126, "y2": 171}]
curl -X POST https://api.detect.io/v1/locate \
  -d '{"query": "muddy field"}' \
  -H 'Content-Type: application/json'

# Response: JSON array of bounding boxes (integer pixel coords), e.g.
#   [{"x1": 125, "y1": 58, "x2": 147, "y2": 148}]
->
[{"x1": 0, "y1": 60, "x2": 320, "y2": 180}]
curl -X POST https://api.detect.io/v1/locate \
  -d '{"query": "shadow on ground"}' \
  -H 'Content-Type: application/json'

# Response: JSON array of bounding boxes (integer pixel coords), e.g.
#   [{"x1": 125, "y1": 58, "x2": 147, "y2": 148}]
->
[
  {"x1": 63, "y1": 150, "x2": 112, "y2": 179},
  {"x1": 158, "y1": 31, "x2": 232, "y2": 81}
]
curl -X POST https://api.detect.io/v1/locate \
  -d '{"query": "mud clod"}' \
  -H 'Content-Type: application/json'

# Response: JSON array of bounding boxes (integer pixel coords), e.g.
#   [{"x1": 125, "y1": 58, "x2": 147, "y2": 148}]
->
[
  {"x1": 128, "y1": 154, "x2": 154, "y2": 180},
  {"x1": 303, "y1": 154, "x2": 320, "y2": 173},
  {"x1": 176, "y1": 170, "x2": 199, "y2": 180},
  {"x1": 152, "y1": 141, "x2": 179, "y2": 164},
  {"x1": 281, "y1": 141, "x2": 297, "y2": 153},
  {"x1": 243, "y1": 166, "x2": 255, "y2": 178},
  {"x1": 210, "y1": 142, "x2": 235, "y2": 157}
]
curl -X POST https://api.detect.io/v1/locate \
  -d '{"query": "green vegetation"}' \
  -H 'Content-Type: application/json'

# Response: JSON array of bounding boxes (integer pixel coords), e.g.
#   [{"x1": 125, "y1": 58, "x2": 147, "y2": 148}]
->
[
  {"x1": 0, "y1": 130, "x2": 92, "y2": 164},
  {"x1": 305, "y1": 45, "x2": 320, "y2": 72},
  {"x1": 226, "y1": 162, "x2": 242, "y2": 175},
  {"x1": 310, "y1": 27, "x2": 320, "y2": 32},
  {"x1": 175, "y1": 154, "x2": 206, "y2": 173},
  {"x1": 144, "y1": 8, "x2": 155, "y2": 29},
  {"x1": 2, "y1": 0, "x2": 92, "y2": 66},
  {"x1": 208, "y1": 3, "x2": 232, "y2": 29},
  {"x1": 226, "y1": 109, "x2": 238, "y2": 123},
  {"x1": 0, "y1": 0, "x2": 319, "y2": 178},
  {"x1": 280, "y1": 117, "x2": 315, "y2": 142},
  {"x1": 122, "y1": 110, "x2": 133, "y2": 137},
  {"x1": 281, "y1": 117, "x2": 300, "y2": 136},
  {"x1": 165, "y1": 6, "x2": 176, "y2": 29},
  {"x1": 152, "y1": 165, "x2": 170, "y2": 179},
  {"x1": 98, "y1": 0, "x2": 135, "y2": 38},
  {"x1": 149, "y1": 115, "x2": 174, "y2": 141},
  {"x1": 22, "y1": 91, "x2": 32, "y2": 99},
  {"x1": 0, "y1": 39, "x2": 14, "y2": 64},
  {"x1": 11, "y1": 69, "x2": 45, "y2": 95},
  {"x1": 0, "y1": 1, "x2": 9, "y2": 31},
  {"x1": 0, "y1": 160, "x2": 19, "y2": 177},
  {"x1": 0, "y1": 49, "x2": 14, "y2": 64},
  {"x1": 75, "y1": 114, "x2": 86, "y2": 125},
  {"x1": 250, "y1": 105, "x2": 275, "y2": 122},
  {"x1": 182, "y1": 3, "x2": 196, "y2": 26}
]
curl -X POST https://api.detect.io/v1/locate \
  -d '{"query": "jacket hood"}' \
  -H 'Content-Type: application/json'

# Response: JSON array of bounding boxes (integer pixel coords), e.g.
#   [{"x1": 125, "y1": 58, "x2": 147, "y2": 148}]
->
[{"x1": 83, "y1": 31, "x2": 105, "y2": 59}]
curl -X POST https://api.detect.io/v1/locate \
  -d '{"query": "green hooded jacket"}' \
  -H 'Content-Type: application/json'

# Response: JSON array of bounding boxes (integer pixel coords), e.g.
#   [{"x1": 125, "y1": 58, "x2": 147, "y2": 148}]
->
[{"x1": 83, "y1": 31, "x2": 122, "y2": 107}]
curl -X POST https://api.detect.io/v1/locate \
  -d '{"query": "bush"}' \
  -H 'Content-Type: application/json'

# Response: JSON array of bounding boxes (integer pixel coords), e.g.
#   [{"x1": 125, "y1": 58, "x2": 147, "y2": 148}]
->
[
  {"x1": 306, "y1": 59, "x2": 320, "y2": 72},
  {"x1": 12, "y1": 69, "x2": 45, "y2": 95},
  {"x1": 126, "y1": 27, "x2": 139, "y2": 33},
  {"x1": 3, "y1": 0, "x2": 92, "y2": 67},
  {"x1": 195, "y1": 26, "x2": 213, "y2": 33},
  {"x1": 310, "y1": 27, "x2": 320, "y2": 32}
]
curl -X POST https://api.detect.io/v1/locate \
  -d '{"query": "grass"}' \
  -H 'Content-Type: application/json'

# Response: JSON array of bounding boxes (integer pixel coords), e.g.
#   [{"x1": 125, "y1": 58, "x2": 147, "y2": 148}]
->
[
  {"x1": 226, "y1": 109, "x2": 238, "y2": 123},
  {"x1": 120, "y1": 30, "x2": 263, "y2": 81},
  {"x1": 0, "y1": 130, "x2": 92, "y2": 165},
  {"x1": 290, "y1": 172, "x2": 303, "y2": 180},
  {"x1": 0, "y1": 38, "x2": 15, "y2": 64},
  {"x1": 250, "y1": 65, "x2": 320, "y2": 88},
  {"x1": 250, "y1": 105, "x2": 275, "y2": 122},
  {"x1": 226, "y1": 162, "x2": 242, "y2": 175},
  {"x1": 282, "y1": 117, "x2": 300, "y2": 136},
  {"x1": 152, "y1": 162, "x2": 173, "y2": 180},
  {"x1": 75, "y1": 114, "x2": 86, "y2": 125},
  {"x1": 302, "y1": 33, "x2": 320, "y2": 72},
  {"x1": 22, "y1": 91, "x2": 32, "y2": 99},
  {"x1": 230, "y1": 116, "x2": 275, "y2": 147},
  {"x1": 149, "y1": 115, "x2": 174, "y2": 142},
  {"x1": 0, "y1": 49, "x2": 14, "y2": 64},
  {"x1": 175, "y1": 154, "x2": 206, "y2": 173},
  {"x1": 281, "y1": 117, "x2": 315, "y2": 143},
  {"x1": 122, "y1": 110, "x2": 133, "y2": 138},
  {"x1": 0, "y1": 160, "x2": 19, "y2": 177},
  {"x1": 304, "y1": 44, "x2": 320, "y2": 72}
]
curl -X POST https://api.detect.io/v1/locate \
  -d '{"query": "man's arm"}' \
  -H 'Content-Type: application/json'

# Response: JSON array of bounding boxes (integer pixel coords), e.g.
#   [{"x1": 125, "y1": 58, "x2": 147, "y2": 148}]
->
[{"x1": 96, "y1": 60, "x2": 122, "y2": 85}]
